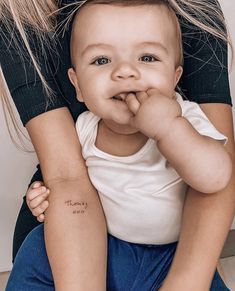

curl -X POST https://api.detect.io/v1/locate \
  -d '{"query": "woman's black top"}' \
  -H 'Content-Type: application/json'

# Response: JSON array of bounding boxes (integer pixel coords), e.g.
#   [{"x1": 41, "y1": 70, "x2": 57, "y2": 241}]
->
[{"x1": 0, "y1": 0, "x2": 232, "y2": 260}]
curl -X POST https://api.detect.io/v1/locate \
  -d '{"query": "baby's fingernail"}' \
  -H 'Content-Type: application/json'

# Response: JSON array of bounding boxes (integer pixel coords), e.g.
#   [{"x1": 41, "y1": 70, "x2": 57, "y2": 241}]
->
[
  {"x1": 46, "y1": 189, "x2": 50, "y2": 194},
  {"x1": 33, "y1": 182, "x2": 41, "y2": 188}
]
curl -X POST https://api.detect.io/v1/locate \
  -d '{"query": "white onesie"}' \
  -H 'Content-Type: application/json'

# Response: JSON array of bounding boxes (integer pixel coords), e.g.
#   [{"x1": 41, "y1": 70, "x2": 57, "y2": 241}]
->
[{"x1": 76, "y1": 93, "x2": 227, "y2": 245}]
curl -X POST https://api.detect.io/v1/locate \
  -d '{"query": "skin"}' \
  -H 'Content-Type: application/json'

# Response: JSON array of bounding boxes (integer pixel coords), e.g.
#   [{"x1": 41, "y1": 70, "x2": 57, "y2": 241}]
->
[
  {"x1": 68, "y1": 4, "x2": 231, "y2": 192},
  {"x1": 69, "y1": 4, "x2": 182, "y2": 132},
  {"x1": 26, "y1": 109, "x2": 107, "y2": 290},
  {"x1": 160, "y1": 104, "x2": 235, "y2": 290},
  {"x1": 26, "y1": 4, "x2": 234, "y2": 290}
]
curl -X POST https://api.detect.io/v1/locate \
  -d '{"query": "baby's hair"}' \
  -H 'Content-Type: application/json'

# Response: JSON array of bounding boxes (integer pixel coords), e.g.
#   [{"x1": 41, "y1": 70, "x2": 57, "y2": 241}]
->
[
  {"x1": 0, "y1": 0, "x2": 231, "y2": 149},
  {"x1": 70, "y1": 0, "x2": 183, "y2": 67}
]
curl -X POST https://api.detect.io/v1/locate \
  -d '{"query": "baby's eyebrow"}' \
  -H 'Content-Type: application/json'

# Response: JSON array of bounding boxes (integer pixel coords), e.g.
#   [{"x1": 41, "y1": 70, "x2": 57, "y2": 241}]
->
[
  {"x1": 81, "y1": 41, "x2": 168, "y2": 57},
  {"x1": 137, "y1": 42, "x2": 168, "y2": 54},
  {"x1": 81, "y1": 43, "x2": 113, "y2": 56}
]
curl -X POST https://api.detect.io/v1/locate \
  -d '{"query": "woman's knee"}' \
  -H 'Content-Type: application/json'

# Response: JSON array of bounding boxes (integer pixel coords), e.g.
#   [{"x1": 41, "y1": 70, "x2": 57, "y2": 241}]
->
[
  {"x1": 13, "y1": 225, "x2": 50, "y2": 276},
  {"x1": 13, "y1": 200, "x2": 41, "y2": 261},
  {"x1": 16, "y1": 224, "x2": 46, "y2": 263},
  {"x1": 210, "y1": 269, "x2": 230, "y2": 291}
]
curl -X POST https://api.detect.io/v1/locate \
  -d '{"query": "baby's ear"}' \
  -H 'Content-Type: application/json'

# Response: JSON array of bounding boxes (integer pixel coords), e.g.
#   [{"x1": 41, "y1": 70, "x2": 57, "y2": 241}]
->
[
  {"x1": 68, "y1": 68, "x2": 84, "y2": 102},
  {"x1": 174, "y1": 66, "x2": 183, "y2": 87}
]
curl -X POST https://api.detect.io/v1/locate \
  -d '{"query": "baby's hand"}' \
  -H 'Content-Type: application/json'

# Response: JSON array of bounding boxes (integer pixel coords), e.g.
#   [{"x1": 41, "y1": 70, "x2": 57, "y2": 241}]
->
[
  {"x1": 126, "y1": 89, "x2": 182, "y2": 141},
  {"x1": 26, "y1": 181, "x2": 50, "y2": 222}
]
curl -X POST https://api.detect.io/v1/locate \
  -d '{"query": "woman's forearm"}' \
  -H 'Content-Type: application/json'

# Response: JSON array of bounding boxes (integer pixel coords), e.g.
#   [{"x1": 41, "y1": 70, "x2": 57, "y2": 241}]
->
[
  {"x1": 161, "y1": 169, "x2": 235, "y2": 290},
  {"x1": 160, "y1": 104, "x2": 235, "y2": 291},
  {"x1": 26, "y1": 109, "x2": 107, "y2": 291},
  {"x1": 45, "y1": 177, "x2": 107, "y2": 291}
]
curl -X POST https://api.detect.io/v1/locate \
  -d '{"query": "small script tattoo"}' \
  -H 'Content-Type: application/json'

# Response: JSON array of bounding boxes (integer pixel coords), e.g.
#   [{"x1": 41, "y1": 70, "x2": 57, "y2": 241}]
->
[{"x1": 64, "y1": 200, "x2": 88, "y2": 214}]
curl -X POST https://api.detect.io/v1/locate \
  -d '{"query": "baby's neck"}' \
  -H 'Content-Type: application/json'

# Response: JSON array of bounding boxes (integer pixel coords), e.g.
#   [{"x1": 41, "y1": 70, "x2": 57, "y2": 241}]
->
[{"x1": 95, "y1": 119, "x2": 148, "y2": 157}]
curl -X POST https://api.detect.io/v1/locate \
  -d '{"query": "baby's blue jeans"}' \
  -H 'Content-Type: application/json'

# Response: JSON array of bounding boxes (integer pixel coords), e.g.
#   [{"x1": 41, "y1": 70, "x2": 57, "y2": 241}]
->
[{"x1": 6, "y1": 224, "x2": 230, "y2": 291}]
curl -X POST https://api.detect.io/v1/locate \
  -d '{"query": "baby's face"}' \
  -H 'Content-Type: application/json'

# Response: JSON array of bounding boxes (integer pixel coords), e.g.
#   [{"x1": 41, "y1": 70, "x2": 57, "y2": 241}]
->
[{"x1": 69, "y1": 4, "x2": 182, "y2": 128}]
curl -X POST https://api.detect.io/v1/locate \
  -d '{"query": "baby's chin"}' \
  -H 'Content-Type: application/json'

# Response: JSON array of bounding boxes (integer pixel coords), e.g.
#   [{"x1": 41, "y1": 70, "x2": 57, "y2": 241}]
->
[{"x1": 102, "y1": 117, "x2": 138, "y2": 135}]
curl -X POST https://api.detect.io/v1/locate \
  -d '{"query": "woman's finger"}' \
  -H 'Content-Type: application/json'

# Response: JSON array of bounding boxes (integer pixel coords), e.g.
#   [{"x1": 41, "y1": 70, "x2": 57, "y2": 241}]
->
[{"x1": 29, "y1": 190, "x2": 50, "y2": 209}]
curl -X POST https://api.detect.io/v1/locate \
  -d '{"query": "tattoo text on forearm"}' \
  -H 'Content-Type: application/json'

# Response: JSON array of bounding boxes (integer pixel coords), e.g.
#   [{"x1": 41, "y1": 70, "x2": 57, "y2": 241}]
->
[{"x1": 64, "y1": 199, "x2": 88, "y2": 214}]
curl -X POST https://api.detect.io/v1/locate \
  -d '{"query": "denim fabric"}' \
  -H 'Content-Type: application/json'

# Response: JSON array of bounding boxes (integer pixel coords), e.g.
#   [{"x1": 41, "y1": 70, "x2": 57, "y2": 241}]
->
[{"x1": 6, "y1": 224, "x2": 230, "y2": 291}]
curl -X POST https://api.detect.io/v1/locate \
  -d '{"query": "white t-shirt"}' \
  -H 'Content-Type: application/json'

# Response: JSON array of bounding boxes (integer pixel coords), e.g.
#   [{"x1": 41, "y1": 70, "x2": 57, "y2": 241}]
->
[{"x1": 76, "y1": 93, "x2": 227, "y2": 244}]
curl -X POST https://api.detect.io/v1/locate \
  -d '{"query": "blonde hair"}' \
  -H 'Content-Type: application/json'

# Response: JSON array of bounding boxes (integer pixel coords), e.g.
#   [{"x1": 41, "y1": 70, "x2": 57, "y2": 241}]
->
[
  {"x1": 0, "y1": 0, "x2": 232, "y2": 149},
  {"x1": 0, "y1": 0, "x2": 57, "y2": 150}
]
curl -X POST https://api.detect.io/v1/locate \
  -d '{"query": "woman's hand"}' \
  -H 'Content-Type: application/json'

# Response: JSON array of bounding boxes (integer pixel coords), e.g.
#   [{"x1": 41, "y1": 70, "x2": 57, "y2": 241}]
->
[{"x1": 26, "y1": 181, "x2": 50, "y2": 222}]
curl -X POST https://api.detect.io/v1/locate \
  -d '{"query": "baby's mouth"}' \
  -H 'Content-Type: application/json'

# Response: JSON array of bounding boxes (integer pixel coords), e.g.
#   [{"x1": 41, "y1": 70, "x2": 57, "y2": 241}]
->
[{"x1": 112, "y1": 92, "x2": 136, "y2": 101}]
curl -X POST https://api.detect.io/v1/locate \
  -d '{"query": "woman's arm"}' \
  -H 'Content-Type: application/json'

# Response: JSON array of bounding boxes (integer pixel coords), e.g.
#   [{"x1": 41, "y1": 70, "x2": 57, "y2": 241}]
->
[
  {"x1": 161, "y1": 103, "x2": 235, "y2": 290},
  {"x1": 26, "y1": 107, "x2": 107, "y2": 291},
  {"x1": 1, "y1": 16, "x2": 106, "y2": 289}
]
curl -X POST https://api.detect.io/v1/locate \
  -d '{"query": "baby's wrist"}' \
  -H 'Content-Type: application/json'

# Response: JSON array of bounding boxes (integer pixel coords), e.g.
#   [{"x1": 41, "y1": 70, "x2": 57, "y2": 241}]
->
[
  {"x1": 154, "y1": 115, "x2": 182, "y2": 142},
  {"x1": 153, "y1": 99, "x2": 182, "y2": 141}
]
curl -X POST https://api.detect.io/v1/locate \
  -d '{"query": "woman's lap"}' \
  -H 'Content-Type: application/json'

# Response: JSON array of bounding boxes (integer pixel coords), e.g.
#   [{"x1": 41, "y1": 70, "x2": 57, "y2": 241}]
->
[
  {"x1": 6, "y1": 225, "x2": 53, "y2": 291},
  {"x1": 6, "y1": 224, "x2": 230, "y2": 291},
  {"x1": 107, "y1": 235, "x2": 177, "y2": 290},
  {"x1": 12, "y1": 199, "x2": 41, "y2": 262}
]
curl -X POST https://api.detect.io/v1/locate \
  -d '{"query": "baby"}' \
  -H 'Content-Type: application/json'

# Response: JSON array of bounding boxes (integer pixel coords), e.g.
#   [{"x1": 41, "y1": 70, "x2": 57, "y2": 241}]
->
[
  {"x1": 27, "y1": 0, "x2": 231, "y2": 253},
  {"x1": 6, "y1": 1, "x2": 231, "y2": 290}
]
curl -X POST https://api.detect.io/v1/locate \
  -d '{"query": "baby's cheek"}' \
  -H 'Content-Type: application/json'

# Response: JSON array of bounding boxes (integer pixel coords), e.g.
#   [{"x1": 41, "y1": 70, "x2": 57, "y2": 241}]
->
[{"x1": 147, "y1": 71, "x2": 176, "y2": 97}]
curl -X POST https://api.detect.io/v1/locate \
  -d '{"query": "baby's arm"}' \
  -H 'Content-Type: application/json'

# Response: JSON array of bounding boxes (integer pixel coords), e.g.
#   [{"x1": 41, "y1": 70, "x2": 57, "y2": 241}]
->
[
  {"x1": 157, "y1": 113, "x2": 231, "y2": 193},
  {"x1": 26, "y1": 181, "x2": 50, "y2": 222},
  {"x1": 126, "y1": 89, "x2": 232, "y2": 193}
]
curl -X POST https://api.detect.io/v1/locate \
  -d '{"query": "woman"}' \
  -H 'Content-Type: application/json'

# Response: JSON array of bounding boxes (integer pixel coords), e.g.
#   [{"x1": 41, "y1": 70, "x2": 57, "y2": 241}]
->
[{"x1": 1, "y1": 0, "x2": 234, "y2": 290}]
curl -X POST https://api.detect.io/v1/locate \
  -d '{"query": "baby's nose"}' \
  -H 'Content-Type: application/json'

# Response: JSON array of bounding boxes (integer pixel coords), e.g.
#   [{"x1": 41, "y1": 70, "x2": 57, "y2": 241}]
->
[{"x1": 111, "y1": 62, "x2": 141, "y2": 81}]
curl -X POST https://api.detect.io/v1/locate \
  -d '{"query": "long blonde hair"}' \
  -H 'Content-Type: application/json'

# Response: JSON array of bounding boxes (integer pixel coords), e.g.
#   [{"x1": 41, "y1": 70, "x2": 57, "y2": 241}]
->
[
  {"x1": 0, "y1": 0, "x2": 57, "y2": 150},
  {"x1": 0, "y1": 0, "x2": 232, "y2": 149}
]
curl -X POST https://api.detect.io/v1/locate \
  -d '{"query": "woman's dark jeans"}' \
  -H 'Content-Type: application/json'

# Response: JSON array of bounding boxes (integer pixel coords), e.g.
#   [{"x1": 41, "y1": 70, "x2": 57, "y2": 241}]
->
[{"x1": 7, "y1": 224, "x2": 230, "y2": 291}]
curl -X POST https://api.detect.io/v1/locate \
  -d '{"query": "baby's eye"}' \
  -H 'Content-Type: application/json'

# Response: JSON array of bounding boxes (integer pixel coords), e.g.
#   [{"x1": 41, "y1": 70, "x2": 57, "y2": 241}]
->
[
  {"x1": 92, "y1": 57, "x2": 111, "y2": 65},
  {"x1": 140, "y1": 55, "x2": 158, "y2": 62}
]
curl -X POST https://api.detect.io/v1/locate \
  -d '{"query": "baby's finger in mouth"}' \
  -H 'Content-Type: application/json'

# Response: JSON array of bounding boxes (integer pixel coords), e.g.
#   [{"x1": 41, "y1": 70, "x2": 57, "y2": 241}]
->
[{"x1": 125, "y1": 92, "x2": 140, "y2": 114}]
